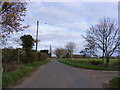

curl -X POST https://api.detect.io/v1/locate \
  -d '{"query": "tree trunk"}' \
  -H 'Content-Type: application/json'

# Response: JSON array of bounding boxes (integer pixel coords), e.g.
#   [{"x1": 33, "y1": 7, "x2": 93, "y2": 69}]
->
[
  {"x1": 102, "y1": 52, "x2": 104, "y2": 63},
  {"x1": 105, "y1": 56, "x2": 110, "y2": 67},
  {"x1": 66, "y1": 53, "x2": 69, "y2": 60}
]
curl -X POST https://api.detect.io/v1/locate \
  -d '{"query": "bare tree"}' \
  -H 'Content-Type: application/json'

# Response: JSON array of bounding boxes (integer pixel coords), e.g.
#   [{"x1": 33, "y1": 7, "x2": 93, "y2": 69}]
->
[
  {"x1": 84, "y1": 18, "x2": 120, "y2": 66},
  {"x1": 13, "y1": 38, "x2": 22, "y2": 46},
  {"x1": 83, "y1": 36, "x2": 97, "y2": 58},
  {"x1": 117, "y1": 30, "x2": 120, "y2": 59},
  {"x1": 65, "y1": 42, "x2": 76, "y2": 59},
  {"x1": 55, "y1": 48, "x2": 67, "y2": 58}
]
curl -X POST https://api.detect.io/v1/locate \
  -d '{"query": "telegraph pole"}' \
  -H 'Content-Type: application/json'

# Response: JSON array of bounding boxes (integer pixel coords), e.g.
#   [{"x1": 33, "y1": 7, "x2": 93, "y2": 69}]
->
[
  {"x1": 49, "y1": 45, "x2": 52, "y2": 57},
  {"x1": 36, "y1": 21, "x2": 39, "y2": 52}
]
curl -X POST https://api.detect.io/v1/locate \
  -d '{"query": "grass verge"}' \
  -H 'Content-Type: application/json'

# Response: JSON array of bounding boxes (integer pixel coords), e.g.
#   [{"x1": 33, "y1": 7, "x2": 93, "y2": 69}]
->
[
  {"x1": 109, "y1": 77, "x2": 120, "y2": 88},
  {"x1": 58, "y1": 59, "x2": 118, "y2": 71},
  {"x1": 2, "y1": 60, "x2": 50, "y2": 88}
]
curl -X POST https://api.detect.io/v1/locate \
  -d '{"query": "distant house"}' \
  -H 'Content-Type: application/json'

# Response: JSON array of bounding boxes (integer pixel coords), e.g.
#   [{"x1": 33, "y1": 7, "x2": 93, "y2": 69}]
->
[
  {"x1": 110, "y1": 56, "x2": 119, "y2": 59},
  {"x1": 72, "y1": 54, "x2": 90, "y2": 58}
]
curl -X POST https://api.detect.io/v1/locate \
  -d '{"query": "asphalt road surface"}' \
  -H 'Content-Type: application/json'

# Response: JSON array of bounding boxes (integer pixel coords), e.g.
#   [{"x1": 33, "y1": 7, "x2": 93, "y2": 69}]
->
[{"x1": 13, "y1": 59, "x2": 106, "y2": 88}]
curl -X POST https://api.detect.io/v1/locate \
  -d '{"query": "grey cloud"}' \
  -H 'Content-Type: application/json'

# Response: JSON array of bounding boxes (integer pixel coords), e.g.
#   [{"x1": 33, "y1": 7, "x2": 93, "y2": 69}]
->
[{"x1": 7, "y1": 2, "x2": 117, "y2": 55}]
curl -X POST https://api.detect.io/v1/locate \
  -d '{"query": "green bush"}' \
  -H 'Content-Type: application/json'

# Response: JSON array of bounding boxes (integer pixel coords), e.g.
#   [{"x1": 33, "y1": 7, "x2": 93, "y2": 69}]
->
[
  {"x1": 3, "y1": 61, "x2": 19, "y2": 72},
  {"x1": 88, "y1": 60, "x2": 103, "y2": 65},
  {"x1": 2, "y1": 48, "x2": 18, "y2": 63},
  {"x1": 2, "y1": 48, "x2": 49, "y2": 72},
  {"x1": 70, "y1": 60, "x2": 88, "y2": 63},
  {"x1": 38, "y1": 52, "x2": 49, "y2": 61},
  {"x1": 2, "y1": 48, "x2": 20, "y2": 72},
  {"x1": 109, "y1": 77, "x2": 120, "y2": 88},
  {"x1": 20, "y1": 50, "x2": 39, "y2": 63},
  {"x1": 114, "y1": 60, "x2": 120, "y2": 65}
]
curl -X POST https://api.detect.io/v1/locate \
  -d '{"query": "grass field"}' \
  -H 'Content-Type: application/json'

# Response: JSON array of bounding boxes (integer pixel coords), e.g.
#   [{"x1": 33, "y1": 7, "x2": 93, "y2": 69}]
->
[
  {"x1": 109, "y1": 77, "x2": 120, "y2": 88},
  {"x1": 58, "y1": 59, "x2": 119, "y2": 71},
  {"x1": 2, "y1": 60, "x2": 50, "y2": 88},
  {"x1": 69, "y1": 58, "x2": 119, "y2": 65}
]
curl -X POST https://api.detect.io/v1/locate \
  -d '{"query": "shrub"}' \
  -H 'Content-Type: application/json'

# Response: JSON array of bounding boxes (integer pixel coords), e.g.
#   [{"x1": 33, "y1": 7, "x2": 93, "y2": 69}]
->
[
  {"x1": 2, "y1": 48, "x2": 20, "y2": 72},
  {"x1": 89, "y1": 60, "x2": 103, "y2": 65},
  {"x1": 71, "y1": 60, "x2": 87, "y2": 63},
  {"x1": 109, "y1": 77, "x2": 120, "y2": 88},
  {"x1": 3, "y1": 61, "x2": 19, "y2": 72},
  {"x1": 2, "y1": 48, "x2": 18, "y2": 63},
  {"x1": 20, "y1": 50, "x2": 39, "y2": 63},
  {"x1": 38, "y1": 52, "x2": 49, "y2": 61},
  {"x1": 114, "y1": 60, "x2": 120, "y2": 65}
]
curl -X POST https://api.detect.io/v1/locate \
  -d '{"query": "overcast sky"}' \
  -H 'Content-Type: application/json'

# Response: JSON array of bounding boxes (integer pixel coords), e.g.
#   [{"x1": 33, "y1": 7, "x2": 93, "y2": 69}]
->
[{"x1": 7, "y1": 2, "x2": 118, "y2": 56}]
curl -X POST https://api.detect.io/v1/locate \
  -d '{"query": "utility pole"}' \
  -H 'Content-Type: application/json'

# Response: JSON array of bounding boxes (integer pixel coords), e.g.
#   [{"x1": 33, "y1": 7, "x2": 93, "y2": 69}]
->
[
  {"x1": 49, "y1": 45, "x2": 52, "y2": 57},
  {"x1": 36, "y1": 21, "x2": 39, "y2": 52}
]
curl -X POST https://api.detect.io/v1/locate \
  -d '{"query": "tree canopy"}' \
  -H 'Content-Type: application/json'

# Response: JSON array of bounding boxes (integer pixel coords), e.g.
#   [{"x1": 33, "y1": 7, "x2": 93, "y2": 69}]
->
[
  {"x1": 20, "y1": 34, "x2": 34, "y2": 51},
  {"x1": 65, "y1": 42, "x2": 76, "y2": 55},
  {"x1": 0, "y1": 2, "x2": 29, "y2": 42},
  {"x1": 55, "y1": 48, "x2": 66, "y2": 58}
]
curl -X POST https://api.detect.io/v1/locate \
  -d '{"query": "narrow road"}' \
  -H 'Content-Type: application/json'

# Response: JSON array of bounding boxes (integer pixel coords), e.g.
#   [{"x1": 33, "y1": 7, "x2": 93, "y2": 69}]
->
[{"x1": 13, "y1": 59, "x2": 118, "y2": 88}]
